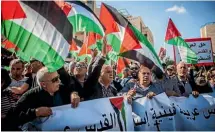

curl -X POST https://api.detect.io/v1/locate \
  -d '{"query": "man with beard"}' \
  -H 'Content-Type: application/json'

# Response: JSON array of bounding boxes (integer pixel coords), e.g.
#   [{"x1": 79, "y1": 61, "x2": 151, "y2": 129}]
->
[
  {"x1": 172, "y1": 61, "x2": 199, "y2": 97},
  {"x1": 197, "y1": 67, "x2": 215, "y2": 93},
  {"x1": 129, "y1": 63, "x2": 140, "y2": 80}
]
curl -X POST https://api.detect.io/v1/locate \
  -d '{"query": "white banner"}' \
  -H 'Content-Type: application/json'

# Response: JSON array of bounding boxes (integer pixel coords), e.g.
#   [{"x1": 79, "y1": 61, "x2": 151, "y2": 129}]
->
[
  {"x1": 174, "y1": 38, "x2": 214, "y2": 65},
  {"x1": 22, "y1": 96, "x2": 134, "y2": 131},
  {"x1": 22, "y1": 93, "x2": 215, "y2": 131},
  {"x1": 133, "y1": 92, "x2": 215, "y2": 131}
]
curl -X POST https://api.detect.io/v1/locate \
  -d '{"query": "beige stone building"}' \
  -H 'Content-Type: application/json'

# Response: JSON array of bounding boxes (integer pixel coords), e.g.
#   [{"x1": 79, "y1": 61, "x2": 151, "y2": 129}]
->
[
  {"x1": 127, "y1": 16, "x2": 154, "y2": 45},
  {"x1": 200, "y1": 22, "x2": 215, "y2": 54}
]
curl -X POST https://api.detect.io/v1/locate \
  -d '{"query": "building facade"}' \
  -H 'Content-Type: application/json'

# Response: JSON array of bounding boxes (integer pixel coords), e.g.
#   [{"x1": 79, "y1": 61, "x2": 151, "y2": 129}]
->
[
  {"x1": 200, "y1": 22, "x2": 215, "y2": 54},
  {"x1": 120, "y1": 10, "x2": 154, "y2": 45}
]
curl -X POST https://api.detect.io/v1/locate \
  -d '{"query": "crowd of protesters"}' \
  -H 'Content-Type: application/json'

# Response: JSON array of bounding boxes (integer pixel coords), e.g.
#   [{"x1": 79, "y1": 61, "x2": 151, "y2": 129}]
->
[{"x1": 1, "y1": 39, "x2": 215, "y2": 130}]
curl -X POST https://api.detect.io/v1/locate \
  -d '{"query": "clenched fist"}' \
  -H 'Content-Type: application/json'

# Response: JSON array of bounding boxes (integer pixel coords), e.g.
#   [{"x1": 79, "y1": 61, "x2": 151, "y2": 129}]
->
[
  {"x1": 71, "y1": 92, "x2": 80, "y2": 108},
  {"x1": 146, "y1": 92, "x2": 156, "y2": 99},
  {"x1": 35, "y1": 107, "x2": 52, "y2": 117}
]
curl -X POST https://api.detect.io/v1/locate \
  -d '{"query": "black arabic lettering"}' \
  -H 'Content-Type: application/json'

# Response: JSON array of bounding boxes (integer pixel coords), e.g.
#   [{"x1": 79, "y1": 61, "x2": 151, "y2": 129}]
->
[
  {"x1": 134, "y1": 118, "x2": 147, "y2": 126},
  {"x1": 176, "y1": 105, "x2": 194, "y2": 119},
  {"x1": 145, "y1": 111, "x2": 150, "y2": 126},
  {"x1": 152, "y1": 110, "x2": 157, "y2": 119},
  {"x1": 184, "y1": 110, "x2": 191, "y2": 116},
  {"x1": 64, "y1": 126, "x2": 70, "y2": 131},
  {"x1": 97, "y1": 113, "x2": 114, "y2": 131},
  {"x1": 198, "y1": 55, "x2": 211, "y2": 61},
  {"x1": 207, "y1": 55, "x2": 211, "y2": 60},
  {"x1": 191, "y1": 108, "x2": 199, "y2": 120},
  {"x1": 114, "y1": 112, "x2": 116, "y2": 127},
  {"x1": 190, "y1": 43, "x2": 196, "y2": 48},
  {"x1": 204, "y1": 108, "x2": 215, "y2": 119},
  {"x1": 110, "y1": 113, "x2": 114, "y2": 128},
  {"x1": 85, "y1": 124, "x2": 96, "y2": 131},
  {"x1": 197, "y1": 49, "x2": 208, "y2": 54},
  {"x1": 199, "y1": 42, "x2": 206, "y2": 48},
  {"x1": 154, "y1": 120, "x2": 161, "y2": 131},
  {"x1": 154, "y1": 106, "x2": 176, "y2": 119},
  {"x1": 203, "y1": 111, "x2": 211, "y2": 119},
  {"x1": 209, "y1": 108, "x2": 215, "y2": 115}
]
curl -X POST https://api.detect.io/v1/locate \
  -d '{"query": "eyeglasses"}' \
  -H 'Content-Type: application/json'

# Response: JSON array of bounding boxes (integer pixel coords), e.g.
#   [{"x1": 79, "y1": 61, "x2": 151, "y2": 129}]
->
[
  {"x1": 75, "y1": 64, "x2": 87, "y2": 68},
  {"x1": 43, "y1": 76, "x2": 60, "y2": 83},
  {"x1": 141, "y1": 72, "x2": 150, "y2": 75},
  {"x1": 130, "y1": 67, "x2": 138, "y2": 70},
  {"x1": 180, "y1": 66, "x2": 187, "y2": 69},
  {"x1": 105, "y1": 70, "x2": 113, "y2": 74}
]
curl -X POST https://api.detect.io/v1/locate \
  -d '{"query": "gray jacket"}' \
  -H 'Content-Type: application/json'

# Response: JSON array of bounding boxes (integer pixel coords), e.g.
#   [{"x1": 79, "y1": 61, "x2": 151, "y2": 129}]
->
[{"x1": 120, "y1": 82, "x2": 164, "y2": 100}]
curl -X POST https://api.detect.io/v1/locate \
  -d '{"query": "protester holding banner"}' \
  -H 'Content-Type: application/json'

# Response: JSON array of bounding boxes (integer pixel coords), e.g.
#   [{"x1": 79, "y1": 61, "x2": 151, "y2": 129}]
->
[
  {"x1": 2, "y1": 67, "x2": 81, "y2": 130},
  {"x1": 86, "y1": 64, "x2": 123, "y2": 100},
  {"x1": 125, "y1": 66, "x2": 179, "y2": 103},
  {"x1": 172, "y1": 61, "x2": 199, "y2": 97}
]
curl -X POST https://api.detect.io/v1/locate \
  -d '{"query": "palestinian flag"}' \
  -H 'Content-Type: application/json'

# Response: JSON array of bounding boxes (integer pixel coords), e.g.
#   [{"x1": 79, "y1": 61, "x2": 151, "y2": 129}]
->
[
  {"x1": 109, "y1": 97, "x2": 127, "y2": 131},
  {"x1": 100, "y1": 3, "x2": 163, "y2": 70},
  {"x1": 69, "y1": 39, "x2": 80, "y2": 59},
  {"x1": 158, "y1": 47, "x2": 166, "y2": 61},
  {"x1": 165, "y1": 18, "x2": 197, "y2": 64},
  {"x1": 56, "y1": 1, "x2": 105, "y2": 60},
  {"x1": 1, "y1": 1, "x2": 73, "y2": 72},
  {"x1": 56, "y1": 1, "x2": 105, "y2": 37},
  {"x1": 1, "y1": 35, "x2": 19, "y2": 52},
  {"x1": 1, "y1": 35, "x2": 31, "y2": 61},
  {"x1": 77, "y1": 36, "x2": 92, "y2": 62},
  {"x1": 116, "y1": 57, "x2": 130, "y2": 77}
]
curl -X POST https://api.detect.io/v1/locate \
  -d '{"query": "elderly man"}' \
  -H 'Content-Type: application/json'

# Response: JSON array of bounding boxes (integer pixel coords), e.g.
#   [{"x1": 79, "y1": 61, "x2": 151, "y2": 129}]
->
[
  {"x1": 124, "y1": 66, "x2": 164, "y2": 100},
  {"x1": 2, "y1": 67, "x2": 80, "y2": 130},
  {"x1": 172, "y1": 61, "x2": 199, "y2": 97},
  {"x1": 73, "y1": 61, "x2": 88, "y2": 87},
  {"x1": 124, "y1": 66, "x2": 179, "y2": 102},
  {"x1": 85, "y1": 64, "x2": 123, "y2": 100},
  {"x1": 166, "y1": 65, "x2": 176, "y2": 78}
]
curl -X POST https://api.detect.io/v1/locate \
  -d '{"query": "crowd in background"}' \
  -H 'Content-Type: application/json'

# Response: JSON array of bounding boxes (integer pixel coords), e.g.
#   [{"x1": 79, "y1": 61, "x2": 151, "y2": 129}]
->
[{"x1": 1, "y1": 42, "x2": 215, "y2": 130}]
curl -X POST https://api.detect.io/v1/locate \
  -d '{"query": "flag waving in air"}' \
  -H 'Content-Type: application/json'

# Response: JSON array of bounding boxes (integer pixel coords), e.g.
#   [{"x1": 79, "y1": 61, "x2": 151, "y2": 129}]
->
[
  {"x1": 56, "y1": 1, "x2": 105, "y2": 36},
  {"x1": 100, "y1": 3, "x2": 163, "y2": 70},
  {"x1": 56, "y1": 1, "x2": 105, "y2": 60},
  {"x1": 1, "y1": 1, "x2": 73, "y2": 72},
  {"x1": 165, "y1": 18, "x2": 197, "y2": 64}
]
